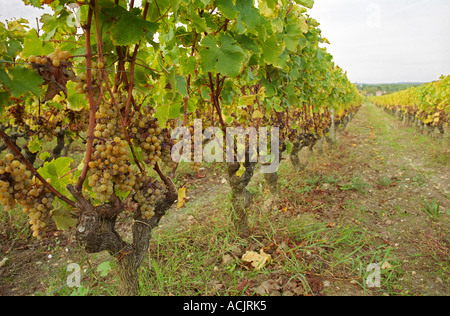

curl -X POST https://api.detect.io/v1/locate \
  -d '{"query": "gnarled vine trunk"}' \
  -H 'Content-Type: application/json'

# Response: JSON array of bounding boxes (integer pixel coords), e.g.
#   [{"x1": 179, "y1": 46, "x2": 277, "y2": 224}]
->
[
  {"x1": 68, "y1": 177, "x2": 177, "y2": 296},
  {"x1": 227, "y1": 160, "x2": 257, "y2": 237}
]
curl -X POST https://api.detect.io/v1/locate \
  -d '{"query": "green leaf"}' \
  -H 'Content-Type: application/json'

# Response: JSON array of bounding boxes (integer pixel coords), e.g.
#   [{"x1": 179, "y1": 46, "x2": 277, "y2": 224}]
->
[
  {"x1": 115, "y1": 189, "x2": 131, "y2": 200},
  {"x1": 110, "y1": 13, "x2": 146, "y2": 46},
  {"x1": 214, "y1": 0, "x2": 238, "y2": 19},
  {"x1": 260, "y1": 35, "x2": 285, "y2": 66},
  {"x1": 67, "y1": 81, "x2": 87, "y2": 110},
  {"x1": 2, "y1": 66, "x2": 44, "y2": 98},
  {"x1": 235, "y1": 0, "x2": 261, "y2": 29},
  {"x1": 180, "y1": 55, "x2": 197, "y2": 76},
  {"x1": 191, "y1": 14, "x2": 209, "y2": 33},
  {"x1": 52, "y1": 214, "x2": 78, "y2": 231},
  {"x1": 0, "y1": 91, "x2": 10, "y2": 108},
  {"x1": 96, "y1": 261, "x2": 112, "y2": 277},
  {"x1": 154, "y1": 104, "x2": 170, "y2": 127},
  {"x1": 39, "y1": 151, "x2": 51, "y2": 161},
  {"x1": 169, "y1": 0, "x2": 181, "y2": 17},
  {"x1": 38, "y1": 157, "x2": 74, "y2": 194},
  {"x1": 70, "y1": 286, "x2": 89, "y2": 296},
  {"x1": 169, "y1": 103, "x2": 182, "y2": 119},
  {"x1": 199, "y1": 33, "x2": 246, "y2": 78},
  {"x1": 28, "y1": 135, "x2": 42, "y2": 153},
  {"x1": 22, "y1": 29, "x2": 53, "y2": 58},
  {"x1": 293, "y1": 0, "x2": 314, "y2": 9},
  {"x1": 284, "y1": 23, "x2": 304, "y2": 51},
  {"x1": 175, "y1": 75, "x2": 188, "y2": 97}
]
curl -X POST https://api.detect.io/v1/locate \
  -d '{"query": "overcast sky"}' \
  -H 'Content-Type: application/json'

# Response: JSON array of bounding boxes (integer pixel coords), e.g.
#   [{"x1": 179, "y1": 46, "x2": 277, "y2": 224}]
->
[
  {"x1": 308, "y1": 0, "x2": 450, "y2": 83},
  {"x1": 1, "y1": 0, "x2": 449, "y2": 84}
]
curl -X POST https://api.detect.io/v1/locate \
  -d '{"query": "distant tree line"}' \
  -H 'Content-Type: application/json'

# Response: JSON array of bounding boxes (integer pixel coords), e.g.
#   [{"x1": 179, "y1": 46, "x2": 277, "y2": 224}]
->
[{"x1": 356, "y1": 83, "x2": 424, "y2": 96}]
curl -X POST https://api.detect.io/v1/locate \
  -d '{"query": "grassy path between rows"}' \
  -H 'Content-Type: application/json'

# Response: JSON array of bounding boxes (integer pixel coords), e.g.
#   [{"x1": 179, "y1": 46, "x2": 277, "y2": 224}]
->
[{"x1": 1, "y1": 103, "x2": 448, "y2": 296}]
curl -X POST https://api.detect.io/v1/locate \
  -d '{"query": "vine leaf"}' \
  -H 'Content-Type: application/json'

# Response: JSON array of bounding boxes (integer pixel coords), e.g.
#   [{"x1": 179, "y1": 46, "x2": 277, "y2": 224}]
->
[
  {"x1": 235, "y1": 162, "x2": 245, "y2": 177},
  {"x1": 177, "y1": 186, "x2": 187, "y2": 209},
  {"x1": 293, "y1": 0, "x2": 315, "y2": 9},
  {"x1": 0, "y1": 66, "x2": 44, "y2": 98},
  {"x1": 28, "y1": 135, "x2": 42, "y2": 153},
  {"x1": 22, "y1": 29, "x2": 52, "y2": 58},
  {"x1": 38, "y1": 157, "x2": 74, "y2": 195},
  {"x1": 30, "y1": 60, "x2": 75, "y2": 102},
  {"x1": 259, "y1": 35, "x2": 285, "y2": 66},
  {"x1": 215, "y1": 0, "x2": 239, "y2": 20},
  {"x1": 199, "y1": 33, "x2": 246, "y2": 78},
  {"x1": 52, "y1": 213, "x2": 78, "y2": 231},
  {"x1": 109, "y1": 12, "x2": 156, "y2": 46}
]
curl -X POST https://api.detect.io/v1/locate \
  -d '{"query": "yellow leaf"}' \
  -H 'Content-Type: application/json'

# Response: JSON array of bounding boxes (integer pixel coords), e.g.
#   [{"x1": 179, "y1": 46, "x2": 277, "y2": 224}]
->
[
  {"x1": 242, "y1": 249, "x2": 271, "y2": 270},
  {"x1": 177, "y1": 186, "x2": 187, "y2": 209},
  {"x1": 236, "y1": 163, "x2": 245, "y2": 178},
  {"x1": 252, "y1": 110, "x2": 264, "y2": 119},
  {"x1": 381, "y1": 261, "x2": 392, "y2": 270},
  {"x1": 242, "y1": 95, "x2": 256, "y2": 106}
]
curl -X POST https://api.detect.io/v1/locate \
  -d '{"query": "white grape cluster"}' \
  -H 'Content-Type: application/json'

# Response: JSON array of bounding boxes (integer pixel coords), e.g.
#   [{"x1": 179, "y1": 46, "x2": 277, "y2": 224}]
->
[
  {"x1": 188, "y1": 123, "x2": 202, "y2": 172},
  {"x1": 159, "y1": 128, "x2": 177, "y2": 169},
  {"x1": 0, "y1": 153, "x2": 54, "y2": 239},
  {"x1": 73, "y1": 58, "x2": 105, "y2": 102},
  {"x1": 21, "y1": 184, "x2": 55, "y2": 239},
  {"x1": 29, "y1": 47, "x2": 71, "y2": 68},
  {"x1": 0, "y1": 154, "x2": 32, "y2": 211},
  {"x1": 129, "y1": 107, "x2": 165, "y2": 167},
  {"x1": 133, "y1": 177, "x2": 167, "y2": 220},
  {"x1": 87, "y1": 96, "x2": 136, "y2": 202}
]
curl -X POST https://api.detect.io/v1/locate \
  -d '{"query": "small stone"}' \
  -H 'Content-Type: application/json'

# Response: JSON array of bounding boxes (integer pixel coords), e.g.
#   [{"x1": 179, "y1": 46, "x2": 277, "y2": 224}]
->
[{"x1": 0, "y1": 257, "x2": 9, "y2": 268}]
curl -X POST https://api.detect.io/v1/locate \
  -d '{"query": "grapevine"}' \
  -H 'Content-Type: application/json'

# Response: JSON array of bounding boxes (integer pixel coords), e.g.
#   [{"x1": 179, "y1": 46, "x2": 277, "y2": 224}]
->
[{"x1": 88, "y1": 96, "x2": 136, "y2": 202}]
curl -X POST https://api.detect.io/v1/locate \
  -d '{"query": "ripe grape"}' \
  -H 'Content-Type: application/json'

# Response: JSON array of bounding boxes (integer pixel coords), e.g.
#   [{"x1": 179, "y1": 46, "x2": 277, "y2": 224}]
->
[
  {"x1": 87, "y1": 96, "x2": 137, "y2": 202},
  {"x1": 133, "y1": 176, "x2": 167, "y2": 220},
  {"x1": 0, "y1": 155, "x2": 54, "y2": 239}
]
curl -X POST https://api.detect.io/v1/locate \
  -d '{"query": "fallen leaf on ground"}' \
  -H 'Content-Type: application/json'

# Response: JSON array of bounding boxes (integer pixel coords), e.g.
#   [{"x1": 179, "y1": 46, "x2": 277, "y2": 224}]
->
[
  {"x1": 242, "y1": 249, "x2": 271, "y2": 270},
  {"x1": 255, "y1": 280, "x2": 280, "y2": 296},
  {"x1": 177, "y1": 186, "x2": 187, "y2": 209},
  {"x1": 381, "y1": 261, "x2": 392, "y2": 269}
]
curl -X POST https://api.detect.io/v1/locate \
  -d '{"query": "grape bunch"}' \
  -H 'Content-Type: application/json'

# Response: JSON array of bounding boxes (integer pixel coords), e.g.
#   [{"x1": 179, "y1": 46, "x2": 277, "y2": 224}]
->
[
  {"x1": 159, "y1": 128, "x2": 177, "y2": 170},
  {"x1": 128, "y1": 107, "x2": 164, "y2": 167},
  {"x1": 187, "y1": 123, "x2": 203, "y2": 173},
  {"x1": 29, "y1": 47, "x2": 71, "y2": 68},
  {"x1": 133, "y1": 176, "x2": 167, "y2": 220},
  {"x1": 73, "y1": 58, "x2": 105, "y2": 101},
  {"x1": 21, "y1": 183, "x2": 55, "y2": 239},
  {"x1": 87, "y1": 96, "x2": 136, "y2": 202},
  {"x1": 0, "y1": 154, "x2": 54, "y2": 239},
  {"x1": 0, "y1": 154, "x2": 32, "y2": 211}
]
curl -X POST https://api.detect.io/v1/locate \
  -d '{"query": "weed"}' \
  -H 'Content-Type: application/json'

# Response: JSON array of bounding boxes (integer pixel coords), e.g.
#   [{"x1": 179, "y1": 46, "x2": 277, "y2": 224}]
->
[
  {"x1": 322, "y1": 175, "x2": 340, "y2": 185},
  {"x1": 423, "y1": 199, "x2": 441, "y2": 218},
  {"x1": 340, "y1": 176, "x2": 371, "y2": 193},
  {"x1": 378, "y1": 176, "x2": 394, "y2": 187}
]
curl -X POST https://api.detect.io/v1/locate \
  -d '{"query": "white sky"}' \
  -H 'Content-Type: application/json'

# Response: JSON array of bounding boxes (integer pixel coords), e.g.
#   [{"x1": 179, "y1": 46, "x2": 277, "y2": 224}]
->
[
  {"x1": 308, "y1": 0, "x2": 450, "y2": 83},
  {"x1": 1, "y1": 0, "x2": 449, "y2": 84}
]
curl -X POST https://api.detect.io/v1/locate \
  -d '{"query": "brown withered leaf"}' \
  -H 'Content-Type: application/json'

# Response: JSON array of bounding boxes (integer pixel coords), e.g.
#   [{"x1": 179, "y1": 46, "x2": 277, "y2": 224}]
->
[{"x1": 31, "y1": 59, "x2": 74, "y2": 102}]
